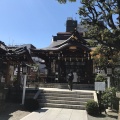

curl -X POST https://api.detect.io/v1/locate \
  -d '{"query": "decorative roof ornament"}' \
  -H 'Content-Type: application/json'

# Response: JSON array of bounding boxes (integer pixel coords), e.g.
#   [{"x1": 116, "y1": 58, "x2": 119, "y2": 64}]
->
[
  {"x1": 71, "y1": 28, "x2": 79, "y2": 40},
  {"x1": 71, "y1": 35, "x2": 78, "y2": 40}
]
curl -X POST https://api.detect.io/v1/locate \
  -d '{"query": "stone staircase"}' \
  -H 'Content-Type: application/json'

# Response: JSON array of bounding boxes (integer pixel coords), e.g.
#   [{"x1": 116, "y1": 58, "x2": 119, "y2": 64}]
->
[
  {"x1": 38, "y1": 90, "x2": 94, "y2": 110},
  {"x1": 38, "y1": 83, "x2": 94, "y2": 90}
]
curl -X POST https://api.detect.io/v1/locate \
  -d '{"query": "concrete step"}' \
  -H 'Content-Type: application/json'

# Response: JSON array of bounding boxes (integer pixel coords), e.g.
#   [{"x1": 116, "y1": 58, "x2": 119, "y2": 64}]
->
[
  {"x1": 40, "y1": 103, "x2": 85, "y2": 110},
  {"x1": 39, "y1": 99, "x2": 87, "y2": 105},
  {"x1": 39, "y1": 96, "x2": 93, "y2": 102},
  {"x1": 39, "y1": 83, "x2": 94, "y2": 90},
  {"x1": 38, "y1": 90, "x2": 94, "y2": 110},
  {"x1": 40, "y1": 90, "x2": 93, "y2": 95},
  {"x1": 40, "y1": 92, "x2": 93, "y2": 98}
]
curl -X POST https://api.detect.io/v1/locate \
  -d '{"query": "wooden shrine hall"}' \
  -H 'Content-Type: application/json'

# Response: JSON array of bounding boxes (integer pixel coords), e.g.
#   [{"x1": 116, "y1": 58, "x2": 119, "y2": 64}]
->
[
  {"x1": 0, "y1": 45, "x2": 34, "y2": 85},
  {"x1": 31, "y1": 30, "x2": 93, "y2": 84}
]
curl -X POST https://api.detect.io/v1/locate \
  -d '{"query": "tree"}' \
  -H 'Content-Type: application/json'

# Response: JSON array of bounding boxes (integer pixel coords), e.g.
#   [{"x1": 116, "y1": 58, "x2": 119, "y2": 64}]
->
[
  {"x1": 57, "y1": 0, "x2": 120, "y2": 69},
  {"x1": 57, "y1": 0, "x2": 76, "y2": 4},
  {"x1": 57, "y1": 0, "x2": 120, "y2": 48}
]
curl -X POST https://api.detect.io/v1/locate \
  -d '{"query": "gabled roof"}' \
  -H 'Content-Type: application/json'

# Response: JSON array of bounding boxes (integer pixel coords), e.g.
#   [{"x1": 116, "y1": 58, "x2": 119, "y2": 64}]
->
[
  {"x1": 31, "y1": 29, "x2": 91, "y2": 52},
  {"x1": 0, "y1": 41, "x2": 7, "y2": 53},
  {"x1": 6, "y1": 46, "x2": 34, "y2": 63},
  {"x1": 0, "y1": 42, "x2": 34, "y2": 64}
]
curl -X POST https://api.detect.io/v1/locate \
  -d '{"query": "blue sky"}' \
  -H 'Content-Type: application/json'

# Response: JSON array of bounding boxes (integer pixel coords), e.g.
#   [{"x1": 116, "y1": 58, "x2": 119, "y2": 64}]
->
[{"x1": 0, "y1": 0, "x2": 80, "y2": 48}]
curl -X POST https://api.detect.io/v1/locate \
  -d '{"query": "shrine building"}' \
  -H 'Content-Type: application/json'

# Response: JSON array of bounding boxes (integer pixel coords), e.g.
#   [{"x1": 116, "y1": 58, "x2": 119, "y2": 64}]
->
[{"x1": 31, "y1": 18, "x2": 93, "y2": 84}]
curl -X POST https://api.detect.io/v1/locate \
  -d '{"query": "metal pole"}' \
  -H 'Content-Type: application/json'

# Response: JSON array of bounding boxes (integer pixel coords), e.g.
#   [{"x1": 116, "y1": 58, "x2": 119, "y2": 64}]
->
[
  {"x1": 99, "y1": 91, "x2": 102, "y2": 114},
  {"x1": 22, "y1": 74, "x2": 27, "y2": 105},
  {"x1": 107, "y1": 76, "x2": 110, "y2": 88}
]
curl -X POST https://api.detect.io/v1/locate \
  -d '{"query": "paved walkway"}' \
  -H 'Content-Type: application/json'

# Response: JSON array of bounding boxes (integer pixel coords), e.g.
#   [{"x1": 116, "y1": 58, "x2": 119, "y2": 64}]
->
[{"x1": 20, "y1": 107, "x2": 88, "y2": 120}]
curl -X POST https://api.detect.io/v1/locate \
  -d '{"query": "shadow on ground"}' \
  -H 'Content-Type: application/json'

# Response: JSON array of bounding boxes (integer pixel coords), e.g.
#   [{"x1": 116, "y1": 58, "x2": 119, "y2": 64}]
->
[
  {"x1": 87, "y1": 111, "x2": 118, "y2": 120},
  {"x1": 0, "y1": 102, "x2": 30, "y2": 120},
  {"x1": 36, "y1": 108, "x2": 48, "y2": 113}
]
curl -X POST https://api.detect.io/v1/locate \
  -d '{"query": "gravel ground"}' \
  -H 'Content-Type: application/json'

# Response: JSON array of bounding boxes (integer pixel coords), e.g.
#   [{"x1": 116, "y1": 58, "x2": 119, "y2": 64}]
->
[
  {"x1": 0, "y1": 103, "x2": 119, "y2": 120},
  {"x1": 0, "y1": 103, "x2": 30, "y2": 120}
]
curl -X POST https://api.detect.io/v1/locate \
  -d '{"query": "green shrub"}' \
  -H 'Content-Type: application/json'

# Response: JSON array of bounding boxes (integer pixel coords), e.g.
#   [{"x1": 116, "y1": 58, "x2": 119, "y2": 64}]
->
[
  {"x1": 24, "y1": 98, "x2": 40, "y2": 111},
  {"x1": 86, "y1": 100, "x2": 99, "y2": 116},
  {"x1": 95, "y1": 74, "x2": 107, "y2": 82},
  {"x1": 102, "y1": 87, "x2": 119, "y2": 110}
]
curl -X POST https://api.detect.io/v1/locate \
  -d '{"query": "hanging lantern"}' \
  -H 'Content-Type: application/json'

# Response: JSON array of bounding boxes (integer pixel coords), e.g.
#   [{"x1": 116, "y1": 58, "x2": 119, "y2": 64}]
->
[
  {"x1": 88, "y1": 54, "x2": 90, "y2": 60},
  {"x1": 58, "y1": 54, "x2": 60, "y2": 60},
  {"x1": 107, "y1": 64, "x2": 112, "y2": 76},
  {"x1": 94, "y1": 66, "x2": 98, "y2": 73},
  {"x1": 65, "y1": 57, "x2": 66, "y2": 61},
  {"x1": 97, "y1": 67, "x2": 100, "y2": 74},
  {"x1": 82, "y1": 58, "x2": 83, "y2": 62},
  {"x1": 84, "y1": 51, "x2": 86, "y2": 57},
  {"x1": 22, "y1": 63, "x2": 27, "y2": 75},
  {"x1": 75, "y1": 57, "x2": 77, "y2": 61}
]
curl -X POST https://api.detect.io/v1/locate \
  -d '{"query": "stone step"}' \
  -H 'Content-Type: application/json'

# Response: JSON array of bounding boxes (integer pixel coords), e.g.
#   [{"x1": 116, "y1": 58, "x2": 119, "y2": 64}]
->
[
  {"x1": 39, "y1": 83, "x2": 94, "y2": 90},
  {"x1": 39, "y1": 99, "x2": 87, "y2": 105},
  {"x1": 40, "y1": 93, "x2": 93, "y2": 98},
  {"x1": 39, "y1": 95, "x2": 93, "y2": 102},
  {"x1": 40, "y1": 103, "x2": 85, "y2": 110},
  {"x1": 38, "y1": 90, "x2": 94, "y2": 110},
  {"x1": 40, "y1": 90, "x2": 93, "y2": 95}
]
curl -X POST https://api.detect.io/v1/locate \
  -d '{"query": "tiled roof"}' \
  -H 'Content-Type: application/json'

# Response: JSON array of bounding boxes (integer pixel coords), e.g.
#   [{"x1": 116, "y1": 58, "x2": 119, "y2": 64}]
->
[{"x1": 31, "y1": 30, "x2": 91, "y2": 52}]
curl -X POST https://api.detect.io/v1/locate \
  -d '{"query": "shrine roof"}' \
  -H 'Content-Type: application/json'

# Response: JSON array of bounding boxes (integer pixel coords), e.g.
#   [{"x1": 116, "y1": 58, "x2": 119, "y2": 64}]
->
[
  {"x1": 6, "y1": 46, "x2": 34, "y2": 63},
  {"x1": 31, "y1": 30, "x2": 91, "y2": 53},
  {"x1": 0, "y1": 41, "x2": 7, "y2": 53},
  {"x1": 44, "y1": 40, "x2": 66, "y2": 49}
]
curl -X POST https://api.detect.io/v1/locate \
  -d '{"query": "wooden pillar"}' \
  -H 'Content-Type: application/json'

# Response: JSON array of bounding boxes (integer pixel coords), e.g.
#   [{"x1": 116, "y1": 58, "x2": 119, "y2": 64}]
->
[
  {"x1": 48, "y1": 57, "x2": 51, "y2": 82},
  {"x1": 5, "y1": 61, "x2": 10, "y2": 86},
  {"x1": 57, "y1": 54, "x2": 61, "y2": 83},
  {"x1": 86, "y1": 59, "x2": 93, "y2": 84},
  {"x1": 17, "y1": 64, "x2": 21, "y2": 85}
]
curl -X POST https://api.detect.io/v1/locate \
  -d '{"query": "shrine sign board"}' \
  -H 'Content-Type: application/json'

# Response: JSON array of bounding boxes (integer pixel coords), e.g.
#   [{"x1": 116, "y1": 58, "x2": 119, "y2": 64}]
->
[{"x1": 95, "y1": 82, "x2": 105, "y2": 91}]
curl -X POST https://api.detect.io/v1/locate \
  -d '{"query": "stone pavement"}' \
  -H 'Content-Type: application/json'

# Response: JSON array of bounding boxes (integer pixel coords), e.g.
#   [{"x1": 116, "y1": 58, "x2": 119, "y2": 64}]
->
[
  {"x1": 20, "y1": 107, "x2": 88, "y2": 120},
  {"x1": 20, "y1": 107, "x2": 118, "y2": 120}
]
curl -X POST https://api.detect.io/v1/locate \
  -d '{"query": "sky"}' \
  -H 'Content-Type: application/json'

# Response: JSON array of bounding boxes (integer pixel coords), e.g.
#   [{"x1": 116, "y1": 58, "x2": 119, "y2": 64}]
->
[{"x1": 0, "y1": 0, "x2": 81, "y2": 49}]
